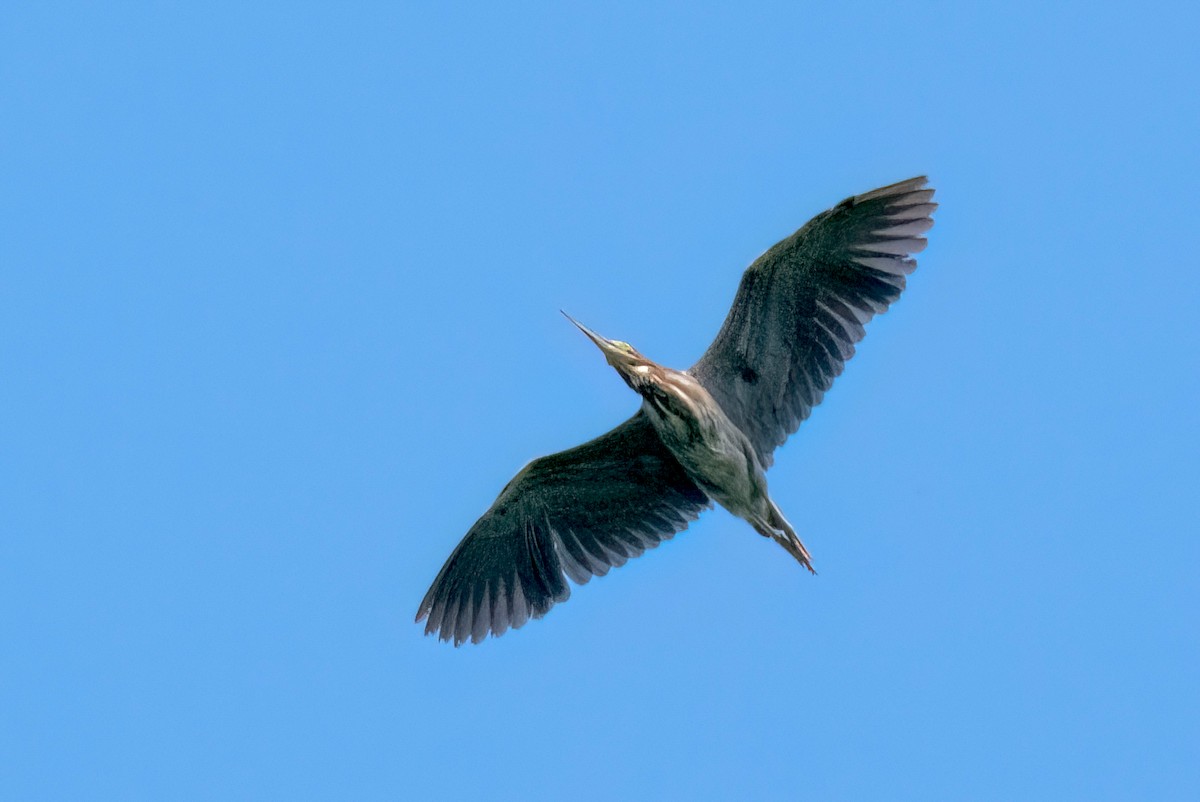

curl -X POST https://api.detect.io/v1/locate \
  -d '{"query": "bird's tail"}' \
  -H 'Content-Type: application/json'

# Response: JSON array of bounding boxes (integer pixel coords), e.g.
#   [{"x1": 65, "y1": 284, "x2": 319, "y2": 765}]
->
[{"x1": 752, "y1": 501, "x2": 816, "y2": 574}]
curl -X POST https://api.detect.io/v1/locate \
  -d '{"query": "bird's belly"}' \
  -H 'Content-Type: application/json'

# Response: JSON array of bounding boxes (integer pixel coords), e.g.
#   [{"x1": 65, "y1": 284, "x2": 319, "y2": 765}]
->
[
  {"x1": 679, "y1": 440, "x2": 762, "y2": 516},
  {"x1": 646, "y1": 405, "x2": 764, "y2": 516}
]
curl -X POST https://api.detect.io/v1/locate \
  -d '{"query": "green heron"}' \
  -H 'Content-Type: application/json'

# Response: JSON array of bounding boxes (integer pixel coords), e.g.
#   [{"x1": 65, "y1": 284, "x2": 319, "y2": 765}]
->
[{"x1": 417, "y1": 176, "x2": 936, "y2": 645}]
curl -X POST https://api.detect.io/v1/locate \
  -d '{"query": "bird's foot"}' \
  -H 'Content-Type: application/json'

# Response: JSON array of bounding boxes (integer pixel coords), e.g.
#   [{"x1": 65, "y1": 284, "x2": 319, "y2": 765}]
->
[{"x1": 769, "y1": 528, "x2": 816, "y2": 575}]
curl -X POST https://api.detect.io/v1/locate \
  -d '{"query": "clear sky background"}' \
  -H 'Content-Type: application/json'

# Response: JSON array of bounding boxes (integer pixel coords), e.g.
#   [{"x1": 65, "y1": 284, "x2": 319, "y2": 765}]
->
[{"x1": 3, "y1": 2, "x2": 1198, "y2": 800}]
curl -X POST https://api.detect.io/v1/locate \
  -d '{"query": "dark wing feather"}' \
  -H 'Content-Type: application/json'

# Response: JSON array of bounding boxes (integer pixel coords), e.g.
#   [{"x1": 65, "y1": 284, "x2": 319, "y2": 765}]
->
[
  {"x1": 689, "y1": 176, "x2": 937, "y2": 467},
  {"x1": 416, "y1": 411, "x2": 709, "y2": 645}
]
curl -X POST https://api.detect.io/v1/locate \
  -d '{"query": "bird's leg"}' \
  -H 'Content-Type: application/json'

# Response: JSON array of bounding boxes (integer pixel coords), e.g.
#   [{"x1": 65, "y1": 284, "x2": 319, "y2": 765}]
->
[{"x1": 750, "y1": 501, "x2": 816, "y2": 574}]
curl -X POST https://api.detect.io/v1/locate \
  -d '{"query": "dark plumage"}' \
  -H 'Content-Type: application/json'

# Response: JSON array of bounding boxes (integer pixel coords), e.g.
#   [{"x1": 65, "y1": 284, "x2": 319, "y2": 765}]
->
[
  {"x1": 417, "y1": 177, "x2": 936, "y2": 645},
  {"x1": 417, "y1": 413, "x2": 707, "y2": 644},
  {"x1": 692, "y1": 177, "x2": 934, "y2": 467}
]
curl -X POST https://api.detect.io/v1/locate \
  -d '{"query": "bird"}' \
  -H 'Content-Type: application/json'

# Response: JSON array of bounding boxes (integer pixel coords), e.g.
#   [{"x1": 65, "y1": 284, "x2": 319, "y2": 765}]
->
[{"x1": 416, "y1": 176, "x2": 936, "y2": 645}]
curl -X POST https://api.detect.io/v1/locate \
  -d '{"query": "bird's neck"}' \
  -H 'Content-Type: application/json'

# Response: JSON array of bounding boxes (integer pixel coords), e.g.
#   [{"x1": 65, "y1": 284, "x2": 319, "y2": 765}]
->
[{"x1": 630, "y1": 366, "x2": 706, "y2": 420}]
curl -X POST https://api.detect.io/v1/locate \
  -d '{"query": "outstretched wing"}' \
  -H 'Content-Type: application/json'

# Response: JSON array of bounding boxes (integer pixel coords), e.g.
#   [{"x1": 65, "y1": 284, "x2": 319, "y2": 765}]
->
[
  {"x1": 416, "y1": 411, "x2": 709, "y2": 645},
  {"x1": 690, "y1": 176, "x2": 936, "y2": 467}
]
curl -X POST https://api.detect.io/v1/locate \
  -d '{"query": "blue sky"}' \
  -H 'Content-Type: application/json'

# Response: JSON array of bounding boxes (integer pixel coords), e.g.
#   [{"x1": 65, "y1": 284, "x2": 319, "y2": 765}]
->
[{"x1": 3, "y1": 2, "x2": 1198, "y2": 799}]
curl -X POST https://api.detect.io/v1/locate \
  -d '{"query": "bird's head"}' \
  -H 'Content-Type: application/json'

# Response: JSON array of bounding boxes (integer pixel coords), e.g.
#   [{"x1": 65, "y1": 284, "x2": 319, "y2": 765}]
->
[{"x1": 562, "y1": 311, "x2": 655, "y2": 387}]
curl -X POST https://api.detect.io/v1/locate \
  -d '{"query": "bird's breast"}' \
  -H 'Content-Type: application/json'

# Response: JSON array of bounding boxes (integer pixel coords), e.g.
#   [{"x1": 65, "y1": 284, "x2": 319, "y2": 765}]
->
[{"x1": 641, "y1": 378, "x2": 763, "y2": 511}]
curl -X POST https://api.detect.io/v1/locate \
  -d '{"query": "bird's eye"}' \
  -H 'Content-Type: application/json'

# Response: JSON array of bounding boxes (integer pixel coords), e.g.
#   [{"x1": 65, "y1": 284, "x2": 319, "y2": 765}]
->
[{"x1": 612, "y1": 341, "x2": 634, "y2": 353}]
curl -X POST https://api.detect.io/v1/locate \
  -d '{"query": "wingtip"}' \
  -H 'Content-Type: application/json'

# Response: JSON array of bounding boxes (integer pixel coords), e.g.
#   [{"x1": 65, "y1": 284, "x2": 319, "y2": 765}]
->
[
  {"x1": 855, "y1": 175, "x2": 931, "y2": 202},
  {"x1": 415, "y1": 591, "x2": 434, "y2": 625}
]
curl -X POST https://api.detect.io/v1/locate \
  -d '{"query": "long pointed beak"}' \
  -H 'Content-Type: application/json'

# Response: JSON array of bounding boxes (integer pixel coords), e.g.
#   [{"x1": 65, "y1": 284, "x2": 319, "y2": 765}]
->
[{"x1": 561, "y1": 310, "x2": 614, "y2": 353}]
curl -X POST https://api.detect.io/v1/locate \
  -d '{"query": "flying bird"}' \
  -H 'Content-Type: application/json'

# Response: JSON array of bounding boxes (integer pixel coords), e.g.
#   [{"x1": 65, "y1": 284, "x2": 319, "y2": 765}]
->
[{"x1": 417, "y1": 176, "x2": 936, "y2": 645}]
